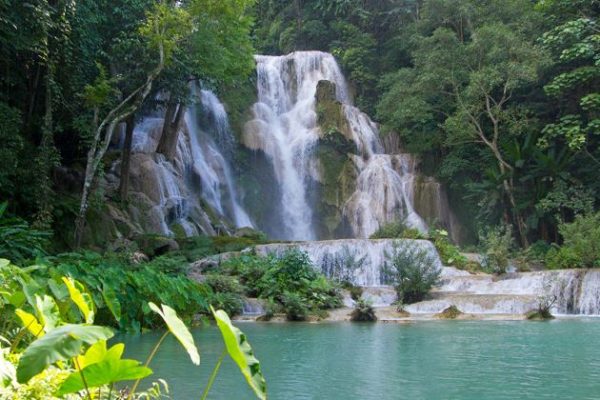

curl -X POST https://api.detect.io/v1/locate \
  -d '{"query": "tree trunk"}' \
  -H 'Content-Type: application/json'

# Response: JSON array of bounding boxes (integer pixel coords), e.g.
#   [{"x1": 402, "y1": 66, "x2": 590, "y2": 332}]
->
[
  {"x1": 74, "y1": 34, "x2": 166, "y2": 248},
  {"x1": 156, "y1": 102, "x2": 185, "y2": 160},
  {"x1": 498, "y1": 161, "x2": 529, "y2": 248},
  {"x1": 119, "y1": 115, "x2": 135, "y2": 201}
]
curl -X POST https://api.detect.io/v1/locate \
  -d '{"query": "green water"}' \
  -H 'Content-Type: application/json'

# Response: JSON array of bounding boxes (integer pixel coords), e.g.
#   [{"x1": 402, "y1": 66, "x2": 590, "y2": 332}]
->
[{"x1": 121, "y1": 320, "x2": 600, "y2": 399}]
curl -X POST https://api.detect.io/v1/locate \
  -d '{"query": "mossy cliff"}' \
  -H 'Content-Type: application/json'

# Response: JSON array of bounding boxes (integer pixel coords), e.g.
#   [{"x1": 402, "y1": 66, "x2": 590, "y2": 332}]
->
[{"x1": 312, "y1": 80, "x2": 359, "y2": 238}]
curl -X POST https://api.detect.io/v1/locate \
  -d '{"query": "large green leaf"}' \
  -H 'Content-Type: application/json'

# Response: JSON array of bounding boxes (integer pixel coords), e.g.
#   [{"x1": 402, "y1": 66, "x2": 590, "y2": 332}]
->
[
  {"x1": 34, "y1": 295, "x2": 61, "y2": 331},
  {"x1": 148, "y1": 302, "x2": 199, "y2": 365},
  {"x1": 16, "y1": 324, "x2": 113, "y2": 383},
  {"x1": 15, "y1": 309, "x2": 44, "y2": 338},
  {"x1": 62, "y1": 277, "x2": 95, "y2": 323},
  {"x1": 57, "y1": 345, "x2": 151, "y2": 395},
  {"x1": 102, "y1": 283, "x2": 122, "y2": 323},
  {"x1": 211, "y1": 306, "x2": 267, "y2": 400},
  {"x1": 75, "y1": 340, "x2": 124, "y2": 369}
]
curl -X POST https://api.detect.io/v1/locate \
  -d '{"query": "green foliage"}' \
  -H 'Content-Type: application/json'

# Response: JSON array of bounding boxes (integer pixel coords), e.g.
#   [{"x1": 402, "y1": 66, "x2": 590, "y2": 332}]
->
[
  {"x1": 554, "y1": 213, "x2": 600, "y2": 268},
  {"x1": 436, "y1": 305, "x2": 462, "y2": 319},
  {"x1": 0, "y1": 203, "x2": 49, "y2": 264},
  {"x1": 1, "y1": 261, "x2": 267, "y2": 399},
  {"x1": 149, "y1": 302, "x2": 200, "y2": 365},
  {"x1": 384, "y1": 243, "x2": 441, "y2": 304},
  {"x1": 176, "y1": 235, "x2": 269, "y2": 262},
  {"x1": 0, "y1": 103, "x2": 23, "y2": 200},
  {"x1": 16, "y1": 324, "x2": 114, "y2": 384},
  {"x1": 8, "y1": 251, "x2": 210, "y2": 332},
  {"x1": 545, "y1": 246, "x2": 583, "y2": 270},
  {"x1": 350, "y1": 298, "x2": 377, "y2": 322},
  {"x1": 211, "y1": 307, "x2": 267, "y2": 400},
  {"x1": 281, "y1": 292, "x2": 309, "y2": 321},
  {"x1": 217, "y1": 250, "x2": 342, "y2": 319},
  {"x1": 370, "y1": 221, "x2": 425, "y2": 240},
  {"x1": 480, "y1": 226, "x2": 514, "y2": 274},
  {"x1": 430, "y1": 229, "x2": 468, "y2": 269}
]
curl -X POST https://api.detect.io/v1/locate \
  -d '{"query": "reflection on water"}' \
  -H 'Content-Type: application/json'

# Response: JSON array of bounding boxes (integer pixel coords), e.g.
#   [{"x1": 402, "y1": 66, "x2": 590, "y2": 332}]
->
[{"x1": 120, "y1": 321, "x2": 600, "y2": 400}]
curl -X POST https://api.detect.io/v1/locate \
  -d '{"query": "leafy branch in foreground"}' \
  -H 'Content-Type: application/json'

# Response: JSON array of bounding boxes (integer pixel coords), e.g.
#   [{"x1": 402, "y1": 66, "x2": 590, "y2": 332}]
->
[{"x1": 0, "y1": 259, "x2": 267, "y2": 399}]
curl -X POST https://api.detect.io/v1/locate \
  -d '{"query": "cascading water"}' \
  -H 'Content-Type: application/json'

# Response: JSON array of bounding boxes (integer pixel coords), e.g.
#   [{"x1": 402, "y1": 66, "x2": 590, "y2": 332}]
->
[
  {"x1": 244, "y1": 52, "x2": 350, "y2": 240},
  {"x1": 186, "y1": 87, "x2": 253, "y2": 228},
  {"x1": 125, "y1": 86, "x2": 252, "y2": 235},
  {"x1": 245, "y1": 51, "x2": 427, "y2": 240}
]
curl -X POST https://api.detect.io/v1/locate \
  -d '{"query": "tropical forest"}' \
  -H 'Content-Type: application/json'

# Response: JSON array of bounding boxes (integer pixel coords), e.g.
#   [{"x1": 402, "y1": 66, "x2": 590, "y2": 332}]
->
[{"x1": 1, "y1": 0, "x2": 599, "y2": 398}]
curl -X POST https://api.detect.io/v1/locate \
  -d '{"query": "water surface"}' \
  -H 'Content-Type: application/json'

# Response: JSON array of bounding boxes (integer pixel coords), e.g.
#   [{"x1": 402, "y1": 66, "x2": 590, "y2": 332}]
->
[{"x1": 121, "y1": 320, "x2": 600, "y2": 399}]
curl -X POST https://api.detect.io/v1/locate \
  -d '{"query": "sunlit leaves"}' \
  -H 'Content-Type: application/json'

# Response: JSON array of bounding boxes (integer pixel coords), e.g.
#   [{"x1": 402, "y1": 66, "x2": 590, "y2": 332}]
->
[
  {"x1": 62, "y1": 277, "x2": 95, "y2": 323},
  {"x1": 211, "y1": 306, "x2": 267, "y2": 400},
  {"x1": 148, "y1": 302, "x2": 200, "y2": 365},
  {"x1": 16, "y1": 324, "x2": 113, "y2": 383},
  {"x1": 57, "y1": 341, "x2": 152, "y2": 396}
]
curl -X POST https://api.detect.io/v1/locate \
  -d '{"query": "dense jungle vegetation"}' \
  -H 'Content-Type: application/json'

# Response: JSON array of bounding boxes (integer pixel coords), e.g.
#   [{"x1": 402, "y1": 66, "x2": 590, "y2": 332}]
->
[
  {"x1": 1, "y1": 0, "x2": 598, "y2": 253},
  {"x1": 1, "y1": 1, "x2": 599, "y2": 397}
]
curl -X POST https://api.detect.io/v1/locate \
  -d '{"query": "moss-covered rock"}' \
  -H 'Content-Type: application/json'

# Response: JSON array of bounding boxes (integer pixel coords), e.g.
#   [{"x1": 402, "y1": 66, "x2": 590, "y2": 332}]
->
[
  {"x1": 312, "y1": 80, "x2": 360, "y2": 238},
  {"x1": 315, "y1": 80, "x2": 353, "y2": 143},
  {"x1": 436, "y1": 305, "x2": 463, "y2": 319}
]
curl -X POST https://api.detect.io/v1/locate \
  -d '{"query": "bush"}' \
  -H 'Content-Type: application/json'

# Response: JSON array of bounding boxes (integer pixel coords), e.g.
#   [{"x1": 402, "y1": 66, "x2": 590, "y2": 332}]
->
[
  {"x1": 348, "y1": 285, "x2": 363, "y2": 301},
  {"x1": 207, "y1": 291, "x2": 244, "y2": 317},
  {"x1": 0, "y1": 202, "x2": 49, "y2": 264},
  {"x1": 384, "y1": 243, "x2": 440, "y2": 304},
  {"x1": 430, "y1": 229, "x2": 468, "y2": 269},
  {"x1": 557, "y1": 213, "x2": 600, "y2": 268},
  {"x1": 370, "y1": 221, "x2": 425, "y2": 240},
  {"x1": 42, "y1": 251, "x2": 210, "y2": 331},
  {"x1": 218, "y1": 250, "x2": 342, "y2": 319},
  {"x1": 350, "y1": 298, "x2": 377, "y2": 322},
  {"x1": 436, "y1": 305, "x2": 462, "y2": 319},
  {"x1": 282, "y1": 292, "x2": 308, "y2": 321},
  {"x1": 545, "y1": 246, "x2": 583, "y2": 269},
  {"x1": 204, "y1": 274, "x2": 245, "y2": 295},
  {"x1": 480, "y1": 225, "x2": 514, "y2": 274}
]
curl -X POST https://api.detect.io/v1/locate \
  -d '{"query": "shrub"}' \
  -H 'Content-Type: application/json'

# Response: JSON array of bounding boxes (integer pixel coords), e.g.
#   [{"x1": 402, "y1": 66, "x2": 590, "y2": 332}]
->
[
  {"x1": 430, "y1": 229, "x2": 468, "y2": 269},
  {"x1": 348, "y1": 285, "x2": 363, "y2": 301},
  {"x1": 282, "y1": 292, "x2": 308, "y2": 321},
  {"x1": 436, "y1": 305, "x2": 462, "y2": 319},
  {"x1": 0, "y1": 202, "x2": 49, "y2": 264},
  {"x1": 480, "y1": 225, "x2": 514, "y2": 274},
  {"x1": 350, "y1": 298, "x2": 377, "y2": 322},
  {"x1": 218, "y1": 250, "x2": 342, "y2": 319},
  {"x1": 557, "y1": 213, "x2": 600, "y2": 268},
  {"x1": 384, "y1": 243, "x2": 440, "y2": 304},
  {"x1": 204, "y1": 274, "x2": 245, "y2": 295},
  {"x1": 207, "y1": 291, "x2": 244, "y2": 317},
  {"x1": 370, "y1": 221, "x2": 425, "y2": 240},
  {"x1": 545, "y1": 246, "x2": 583, "y2": 269},
  {"x1": 42, "y1": 251, "x2": 210, "y2": 331}
]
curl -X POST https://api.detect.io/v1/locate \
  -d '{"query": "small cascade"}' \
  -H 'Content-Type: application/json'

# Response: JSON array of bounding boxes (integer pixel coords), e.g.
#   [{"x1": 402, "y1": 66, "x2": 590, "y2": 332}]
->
[
  {"x1": 154, "y1": 154, "x2": 194, "y2": 236},
  {"x1": 242, "y1": 298, "x2": 266, "y2": 316},
  {"x1": 436, "y1": 268, "x2": 600, "y2": 316},
  {"x1": 342, "y1": 154, "x2": 427, "y2": 238},
  {"x1": 245, "y1": 51, "x2": 429, "y2": 240},
  {"x1": 200, "y1": 89, "x2": 235, "y2": 158},
  {"x1": 252, "y1": 239, "x2": 442, "y2": 286}
]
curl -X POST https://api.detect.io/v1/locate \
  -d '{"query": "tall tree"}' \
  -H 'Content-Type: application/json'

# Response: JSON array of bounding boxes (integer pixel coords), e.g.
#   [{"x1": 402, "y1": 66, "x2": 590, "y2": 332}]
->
[{"x1": 74, "y1": 2, "x2": 192, "y2": 246}]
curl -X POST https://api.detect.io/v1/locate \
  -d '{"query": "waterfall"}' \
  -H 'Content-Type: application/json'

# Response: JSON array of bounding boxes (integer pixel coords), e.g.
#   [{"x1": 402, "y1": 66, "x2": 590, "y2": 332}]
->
[
  {"x1": 186, "y1": 86, "x2": 253, "y2": 229},
  {"x1": 245, "y1": 51, "x2": 427, "y2": 240},
  {"x1": 124, "y1": 86, "x2": 253, "y2": 236}
]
